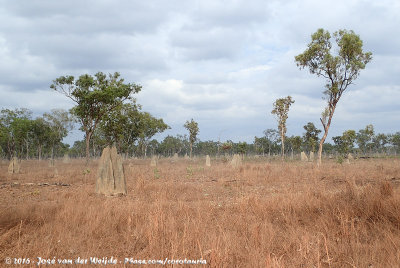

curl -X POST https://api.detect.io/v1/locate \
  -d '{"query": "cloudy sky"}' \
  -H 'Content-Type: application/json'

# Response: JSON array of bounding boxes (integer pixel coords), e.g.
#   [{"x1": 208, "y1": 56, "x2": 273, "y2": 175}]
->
[{"x1": 0, "y1": 0, "x2": 399, "y2": 144}]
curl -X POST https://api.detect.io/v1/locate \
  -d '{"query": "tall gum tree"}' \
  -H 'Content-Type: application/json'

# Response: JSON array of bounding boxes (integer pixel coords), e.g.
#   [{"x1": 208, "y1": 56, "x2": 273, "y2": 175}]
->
[
  {"x1": 295, "y1": 29, "x2": 372, "y2": 165},
  {"x1": 184, "y1": 119, "x2": 199, "y2": 158},
  {"x1": 51, "y1": 72, "x2": 141, "y2": 163},
  {"x1": 271, "y1": 96, "x2": 295, "y2": 160}
]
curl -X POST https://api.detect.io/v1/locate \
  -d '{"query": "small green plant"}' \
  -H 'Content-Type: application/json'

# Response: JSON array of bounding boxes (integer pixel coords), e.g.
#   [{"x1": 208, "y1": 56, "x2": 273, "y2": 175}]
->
[
  {"x1": 186, "y1": 165, "x2": 194, "y2": 178},
  {"x1": 153, "y1": 168, "x2": 160, "y2": 179},
  {"x1": 31, "y1": 190, "x2": 40, "y2": 196},
  {"x1": 336, "y1": 155, "x2": 344, "y2": 164},
  {"x1": 83, "y1": 169, "x2": 91, "y2": 183}
]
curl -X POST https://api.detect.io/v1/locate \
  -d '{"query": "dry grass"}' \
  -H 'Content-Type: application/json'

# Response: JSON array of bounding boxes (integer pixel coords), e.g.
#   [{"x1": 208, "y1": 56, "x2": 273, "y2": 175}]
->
[{"x1": 1, "y1": 157, "x2": 400, "y2": 267}]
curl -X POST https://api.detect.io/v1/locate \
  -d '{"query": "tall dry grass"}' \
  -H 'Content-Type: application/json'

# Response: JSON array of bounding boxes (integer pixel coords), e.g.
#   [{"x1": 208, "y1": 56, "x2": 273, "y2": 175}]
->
[{"x1": 1, "y1": 157, "x2": 400, "y2": 267}]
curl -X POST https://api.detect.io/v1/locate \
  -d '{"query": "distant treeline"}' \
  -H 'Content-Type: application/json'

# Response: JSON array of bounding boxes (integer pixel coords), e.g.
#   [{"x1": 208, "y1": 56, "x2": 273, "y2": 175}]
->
[{"x1": 1, "y1": 107, "x2": 399, "y2": 160}]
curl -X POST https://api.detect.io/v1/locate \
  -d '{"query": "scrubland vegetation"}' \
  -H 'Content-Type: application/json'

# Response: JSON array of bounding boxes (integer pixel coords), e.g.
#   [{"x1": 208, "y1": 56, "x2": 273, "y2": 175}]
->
[{"x1": 1, "y1": 157, "x2": 400, "y2": 267}]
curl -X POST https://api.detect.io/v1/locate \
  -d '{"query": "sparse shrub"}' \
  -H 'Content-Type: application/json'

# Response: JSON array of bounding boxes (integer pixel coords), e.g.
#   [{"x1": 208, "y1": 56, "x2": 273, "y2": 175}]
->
[{"x1": 337, "y1": 155, "x2": 344, "y2": 164}]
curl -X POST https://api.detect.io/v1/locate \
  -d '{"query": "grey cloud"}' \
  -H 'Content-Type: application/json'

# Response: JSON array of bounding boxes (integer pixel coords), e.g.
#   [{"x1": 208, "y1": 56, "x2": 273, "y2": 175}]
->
[
  {"x1": 188, "y1": 0, "x2": 271, "y2": 29},
  {"x1": 0, "y1": 0, "x2": 398, "y2": 144},
  {"x1": 167, "y1": 0, "x2": 273, "y2": 62},
  {"x1": 2, "y1": 0, "x2": 176, "y2": 34},
  {"x1": 169, "y1": 27, "x2": 245, "y2": 61},
  {"x1": 0, "y1": 0, "x2": 176, "y2": 92}
]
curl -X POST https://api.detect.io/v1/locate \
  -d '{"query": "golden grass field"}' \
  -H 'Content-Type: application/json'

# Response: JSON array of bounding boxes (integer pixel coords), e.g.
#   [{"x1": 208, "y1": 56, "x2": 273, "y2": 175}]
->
[{"x1": 1, "y1": 157, "x2": 400, "y2": 267}]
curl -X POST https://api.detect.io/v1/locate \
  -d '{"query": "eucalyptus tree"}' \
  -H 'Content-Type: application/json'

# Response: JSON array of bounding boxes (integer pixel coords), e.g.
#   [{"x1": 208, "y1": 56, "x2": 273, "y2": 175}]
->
[
  {"x1": 98, "y1": 101, "x2": 169, "y2": 157},
  {"x1": 287, "y1": 135, "x2": 302, "y2": 155},
  {"x1": 51, "y1": 72, "x2": 141, "y2": 163},
  {"x1": 43, "y1": 109, "x2": 74, "y2": 160},
  {"x1": 197, "y1": 140, "x2": 218, "y2": 156},
  {"x1": 184, "y1": 119, "x2": 199, "y2": 158},
  {"x1": 159, "y1": 135, "x2": 184, "y2": 156},
  {"x1": 263, "y1": 128, "x2": 280, "y2": 156},
  {"x1": 254, "y1": 129, "x2": 280, "y2": 156},
  {"x1": 356, "y1": 124, "x2": 374, "y2": 154},
  {"x1": 372, "y1": 133, "x2": 388, "y2": 153},
  {"x1": 237, "y1": 142, "x2": 248, "y2": 156},
  {"x1": 254, "y1": 136, "x2": 268, "y2": 156},
  {"x1": 147, "y1": 139, "x2": 161, "y2": 156},
  {"x1": 31, "y1": 117, "x2": 52, "y2": 161},
  {"x1": 332, "y1": 130, "x2": 356, "y2": 155},
  {"x1": 271, "y1": 96, "x2": 295, "y2": 159},
  {"x1": 0, "y1": 108, "x2": 32, "y2": 158},
  {"x1": 98, "y1": 102, "x2": 142, "y2": 154},
  {"x1": 303, "y1": 122, "x2": 321, "y2": 153},
  {"x1": 10, "y1": 117, "x2": 33, "y2": 159},
  {"x1": 390, "y1": 132, "x2": 400, "y2": 153},
  {"x1": 295, "y1": 29, "x2": 372, "y2": 165},
  {"x1": 137, "y1": 112, "x2": 169, "y2": 157}
]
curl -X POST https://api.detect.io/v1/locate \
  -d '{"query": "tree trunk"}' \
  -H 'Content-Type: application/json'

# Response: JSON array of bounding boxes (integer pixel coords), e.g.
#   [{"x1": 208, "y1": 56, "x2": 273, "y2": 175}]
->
[
  {"x1": 8, "y1": 139, "x2": 15, "y2": 159},
  {"x1": 92, "y1": 138, "x2": 96, "y2": 157},
  {"x1": 281, "y1": 129, "x2": 285, "y2": 160},
  {"x1": 85, "y1": 131, "x2": 92, "y2": 165},
  {"x1": 190, "y1": 143, "x2": 193, "y2": 158},
  {"x1": 38, "y1": 144, "x2": 42, "y2": 161},
  {"x1": 26, "y1": 140, "x2": 29, "y2": 160},
  {"x1": 318, "y1": 133, "x2": 327, "y2": 166},
  {"x1": 318, "y1": 103, "x2": 337, "y2": 166},
  {"x1": 318, "y1": 115, "x2": 333, "y2": 166}
]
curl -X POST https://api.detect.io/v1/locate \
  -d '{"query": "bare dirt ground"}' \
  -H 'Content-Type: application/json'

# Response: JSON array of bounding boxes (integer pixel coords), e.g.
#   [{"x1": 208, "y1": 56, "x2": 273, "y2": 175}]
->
[{"x1": 1, "y1": 157, "x2": 400, "y2": 267}]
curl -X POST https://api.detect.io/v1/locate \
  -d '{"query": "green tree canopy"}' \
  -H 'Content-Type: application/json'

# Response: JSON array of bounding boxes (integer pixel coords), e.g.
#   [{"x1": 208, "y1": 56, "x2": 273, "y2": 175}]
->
[
  {"x1": 98, "y1": 102, "x2": 142, "y2": 151},
  {"x1": 332, "y1": 130, "x2": 356, "y2": 155},
  {"x1": 98, "y1": 102, "x2": 169, "y2": 156},
  {"x1": 287, "y1": 135, "x2": 303, "y2": 154},
  {"x1": 51, "y1": 72, "x2": 141, "y2": 162},
  {"x1": 0, "y1": 108, "x2": 32, "y2": 158},
  {"x1": 303, "y1": 122, "x2": 321, "y2": 153},
  {"x1": 390, "y1": 132, "x2": 400, "y2": 153},
  {"x1": 184, "y1": 119, "x2": 199, "y2": 158},
  {"x1": 356, "y1": 124, "x2": 374, "y2": 154},
  {"x1": 31, "y1": 117, "x2": 52, "y2": 161},
  {"x1": 159, "y1": 135, "x2": 187, "y2": 156},
  {"x1": 372, "y1": 133, "x2": 388, "y2": 153}
]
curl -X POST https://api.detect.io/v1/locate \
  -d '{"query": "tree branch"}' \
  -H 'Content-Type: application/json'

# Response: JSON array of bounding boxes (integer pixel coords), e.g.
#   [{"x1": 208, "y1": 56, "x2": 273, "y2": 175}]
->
[{"x1": 320, "y1": 117, "x2": 327, "y2": 132}]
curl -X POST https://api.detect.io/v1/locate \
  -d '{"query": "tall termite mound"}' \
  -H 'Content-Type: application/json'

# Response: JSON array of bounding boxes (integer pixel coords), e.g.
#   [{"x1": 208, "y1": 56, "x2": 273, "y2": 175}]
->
[
  {"x1": 301, "y1": 152, "x2": 308, "y2": 162},
  {"x1": 150, "y1": 156, "x2": 157, "y2": 167},
  {"x1": 8, "y1": 157, "x2": 20, "y2": 174},
  {"x1": 205, "y1": 155, "x2": 211, "y2": 167},
  {"x1": 96, "y1": 146, "x2": 127, "y2": 196},
  {"x1": 230, "y1": 154, "x2": 242, "y2": 168}
]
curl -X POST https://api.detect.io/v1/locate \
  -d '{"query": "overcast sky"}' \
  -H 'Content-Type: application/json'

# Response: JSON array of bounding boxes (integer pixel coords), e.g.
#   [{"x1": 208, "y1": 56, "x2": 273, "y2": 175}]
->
[{"x1": 0, "y1": 0, "x2": 399, "y2": 144}]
